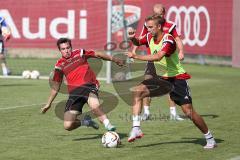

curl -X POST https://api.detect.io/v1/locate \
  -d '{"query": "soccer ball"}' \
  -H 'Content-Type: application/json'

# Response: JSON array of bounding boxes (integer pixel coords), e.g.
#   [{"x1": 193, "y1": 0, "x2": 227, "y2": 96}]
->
[
  {"x1": 22, "y1": 70, "x2": 31, "y2": 79},
  {"x1": 30, "y1": 70, "x2": 40, "y2": 79},
  {"x1": 101, "y1": 131, "x2": 120, "y2": 148}
]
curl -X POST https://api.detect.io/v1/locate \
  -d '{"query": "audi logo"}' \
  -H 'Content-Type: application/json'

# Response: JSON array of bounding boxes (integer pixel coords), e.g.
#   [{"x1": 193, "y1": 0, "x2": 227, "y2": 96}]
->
[{"x1": 166, "y1": 6, "x2": 210, "y2": 47}]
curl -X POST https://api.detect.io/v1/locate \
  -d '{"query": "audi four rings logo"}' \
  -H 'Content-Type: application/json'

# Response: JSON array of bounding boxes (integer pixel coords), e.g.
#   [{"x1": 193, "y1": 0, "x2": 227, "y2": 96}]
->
[{"x1": 166, "y1": 6, "x2": 210, "y2": 47}]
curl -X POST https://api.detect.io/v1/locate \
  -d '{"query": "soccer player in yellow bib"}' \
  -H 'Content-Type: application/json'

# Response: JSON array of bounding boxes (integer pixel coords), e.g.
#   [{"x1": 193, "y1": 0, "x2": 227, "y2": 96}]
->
[
  {"x1": 130, "y1": 4, "x2": 184, "y2": 121},
  {"x1": 126, "y1": 14, "x2": 217, "y2": 149}
]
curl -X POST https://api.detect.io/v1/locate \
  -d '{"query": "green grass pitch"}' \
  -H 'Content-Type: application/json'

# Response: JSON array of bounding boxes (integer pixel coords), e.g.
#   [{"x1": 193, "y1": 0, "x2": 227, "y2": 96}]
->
[{"x1": 0, "y1": 63, "x2": 240, "y2": 160}]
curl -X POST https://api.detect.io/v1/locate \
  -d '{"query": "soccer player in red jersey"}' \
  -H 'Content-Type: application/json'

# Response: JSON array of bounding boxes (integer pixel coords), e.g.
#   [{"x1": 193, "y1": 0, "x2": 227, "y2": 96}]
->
[
  {"x1": 129, "y1": 3, "x2": 184, "y2": 121},
  {"x1": 41, "y1": 38, "x2": 124, "y2": 132},
  {"x1": 126, "y1": 15, "x2": 217, "y2": 149}
]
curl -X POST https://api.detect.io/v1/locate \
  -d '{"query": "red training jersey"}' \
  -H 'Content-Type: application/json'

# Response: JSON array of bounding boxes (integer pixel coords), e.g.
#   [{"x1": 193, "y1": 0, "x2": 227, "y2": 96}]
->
[
  {"x1": 53, "y1": 49, "x2": 99, "y2": 93},
  {"x1": 139, "y1": 20, "x2": 180, "y2": 55}
]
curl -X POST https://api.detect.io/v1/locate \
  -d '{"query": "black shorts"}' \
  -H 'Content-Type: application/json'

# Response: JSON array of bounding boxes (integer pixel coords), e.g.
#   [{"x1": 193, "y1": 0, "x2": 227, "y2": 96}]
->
[
  {"x1": 142, "y1": 77, "x2": 192, "y2": 106},
  {"x1": 0, "y1": 39, "x2": 4, "y2": 54},
  {"x1": 163, "y1": 78, "x2": 192, "y2": 106},
  {"x1": 144, "y1": 61, "x2": 157, "y2": 77},
  {"x1": 65, "y1": 83, "x2": 98, "y2": 113},
  {"x1": 142, "y1": 77, "x2": 173, "y2": 97}
]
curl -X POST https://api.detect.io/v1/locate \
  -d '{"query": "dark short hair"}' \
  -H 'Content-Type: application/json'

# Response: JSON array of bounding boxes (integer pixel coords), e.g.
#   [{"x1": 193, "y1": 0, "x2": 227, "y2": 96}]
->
[
  {"x1": 145, "y1": 14, "x2": 165, "y2": 26},
  {"x1": 56, "y1": 38, "x2": 72, "y2": 50}
]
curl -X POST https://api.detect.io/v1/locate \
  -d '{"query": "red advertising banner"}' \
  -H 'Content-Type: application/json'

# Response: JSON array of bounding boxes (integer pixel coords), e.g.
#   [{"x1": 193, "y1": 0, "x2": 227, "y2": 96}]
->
[
  {"x1": 1, "y1": 0, "x2": 232, "y2": 56},
  {"x1": 1, "y1": 0, "x2": 109, "y2": 49},
  {"x1": 131, "y1": 0, "x2": 232, "y2": 56}
]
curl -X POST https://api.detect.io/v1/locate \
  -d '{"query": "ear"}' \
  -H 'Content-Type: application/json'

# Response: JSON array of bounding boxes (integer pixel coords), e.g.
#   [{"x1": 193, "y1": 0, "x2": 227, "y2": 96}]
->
[{"x1": 158, "y1": 24, "x2": 162, "y2": 30}]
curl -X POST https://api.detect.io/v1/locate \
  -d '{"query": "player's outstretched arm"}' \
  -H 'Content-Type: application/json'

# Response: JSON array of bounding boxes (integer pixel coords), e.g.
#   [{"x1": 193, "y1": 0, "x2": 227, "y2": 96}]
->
[
  {"x1": 175, "y1": 36, "x2": 184, "y2": 60},
  {"x1": 126, "y1": 50, "x2": 165, "y2": 61},
  {"x1": 95, "y1": 52, "x2": 125, "y2": 67},
  {"x1": 41, "y1": 81, "x2": 61, "y2": 114}
]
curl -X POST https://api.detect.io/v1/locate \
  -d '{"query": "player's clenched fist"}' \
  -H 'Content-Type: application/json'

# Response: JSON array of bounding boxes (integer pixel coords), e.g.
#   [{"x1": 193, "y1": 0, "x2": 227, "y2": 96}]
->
[
  {"x1": 127, "y1": 27, "x2": 136, "y2": 39},
  {"x1": 41, "y1": 104, "x2": 51, "y2": 114}
]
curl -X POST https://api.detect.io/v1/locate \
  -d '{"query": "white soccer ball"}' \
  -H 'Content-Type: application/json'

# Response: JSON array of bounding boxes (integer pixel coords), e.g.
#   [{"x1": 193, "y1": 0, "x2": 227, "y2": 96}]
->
[
  {"x1": 30, "y1": 70, "x2": 40, "y2": 79},
  {"x1": 22, "y1": 70, "x2": 31, "y2": 79},
  {"x1": 101, "y1": 131, "x2": 120, "y2": 148}
]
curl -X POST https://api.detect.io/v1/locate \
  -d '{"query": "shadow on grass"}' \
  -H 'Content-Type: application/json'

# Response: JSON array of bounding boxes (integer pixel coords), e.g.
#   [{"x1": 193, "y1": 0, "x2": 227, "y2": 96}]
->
[
  {"x1": 72, "y1": 134, "x2": 102, "y2": 141},
  {"x1": 135, "y1": 137, "x2": 224, "y2": 148},
  {"x1": 72, "y1": 132, "x2": 128, "y2": 141},
  {"x1": 176, "y1": 114, "x2": 219, "y2": 120},
  {"x1": 201, "y1": 114, "x2": 219, "y2": 119}
]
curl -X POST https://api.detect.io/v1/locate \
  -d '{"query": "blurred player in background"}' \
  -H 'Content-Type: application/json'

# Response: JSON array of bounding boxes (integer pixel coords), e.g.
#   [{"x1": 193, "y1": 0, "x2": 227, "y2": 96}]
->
[
  {"x1": 129, "y1": 3, "x2": 184, "y2": 121},
  {"x1": 41, "y1": 38, "x2": 124, "y2": 132},
  {"x1": 0, "y1": 16, "x2": 11, "y2": 76},
  {"x1": 126, "y1": 15, "x2": 217, "y2": 149}
]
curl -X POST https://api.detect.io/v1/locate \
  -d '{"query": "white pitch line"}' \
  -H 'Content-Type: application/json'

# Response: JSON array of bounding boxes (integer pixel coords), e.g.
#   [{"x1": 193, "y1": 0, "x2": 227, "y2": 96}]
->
[
  {"x1": 0, "y1": 91, "x2": 133, "y2": 111},
  {"x1": 0, "y1": 93, "x2": 127, "y2": 111},
  {"x1": 0, "y1": 75, "x2": 49, "y2": 79},
  {"x1": 0, "y1": 75, "x2": 107, "y2": 80},
  {"x1": 229, "y1": 156, "x2": 240, "y2": 160},
  {"x1": 0, "y1": 103, "x2": 46, "y2": 111},
  {"x1": 0, "y1": 101, "x2": 62, "y2": 111}
]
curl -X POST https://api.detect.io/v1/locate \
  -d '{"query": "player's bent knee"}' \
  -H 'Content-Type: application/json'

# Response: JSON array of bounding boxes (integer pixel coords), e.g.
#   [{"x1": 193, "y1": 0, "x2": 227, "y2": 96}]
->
[
  {"x1": 185, "y1": 112, "x2": 192, "y2": 119},
  {"x1": 0, "y1": 56, "x2": 5, "y2": 63},
  {"x1": 64, "y1": 121, "x2": 75, "y2": 131},
  {"x1": 138, "y1": 85, "x2": 147, "y2": 93},
  {"x1": 182, "y1": 109, "x2": 194, "y2": 120},
  {"x1": 181, "y1": 104, "x2": 194, "y2": 119},
  {"x1": 133, "y1": 90, "x2": 144, "y2": 98}
]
